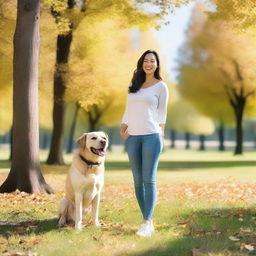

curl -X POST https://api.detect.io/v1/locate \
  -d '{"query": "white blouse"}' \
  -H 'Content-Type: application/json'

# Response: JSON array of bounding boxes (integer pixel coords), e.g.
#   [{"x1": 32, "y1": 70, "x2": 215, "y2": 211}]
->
[{"x1": 121, "y1": 81, "x2": 169, "y2": 135}]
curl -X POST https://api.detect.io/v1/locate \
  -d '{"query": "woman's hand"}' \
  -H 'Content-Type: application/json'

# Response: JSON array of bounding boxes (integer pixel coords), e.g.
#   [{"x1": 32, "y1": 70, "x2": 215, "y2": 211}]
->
[
  {"x1": 120, "y1": 131, "x2": 129, "y2": 141},
  {"x1": 159, "y1": 124, "x2": 165, "y2": 137},
  {"x1": 120, "y1": 123, "x2": 129, "y2": 141}
]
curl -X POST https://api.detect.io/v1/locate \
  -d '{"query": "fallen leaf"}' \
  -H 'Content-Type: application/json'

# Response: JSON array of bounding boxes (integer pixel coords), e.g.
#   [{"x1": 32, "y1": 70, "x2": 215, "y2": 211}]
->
[
  {"x1": 192, "y1": 247, "x2": 201, "y2": 256},
  {"x1": 229, "y1": 236, "x2": 240, "y2": 241},
  {"x1": 177, "y1": 219, "x2": 190, "y2": 225},
  {"x1": 240, "y1": 227, "x2": 252, "y2": 233},
  {"x1": 244, "y1": 244, "x2": 254, "y2": 251}
]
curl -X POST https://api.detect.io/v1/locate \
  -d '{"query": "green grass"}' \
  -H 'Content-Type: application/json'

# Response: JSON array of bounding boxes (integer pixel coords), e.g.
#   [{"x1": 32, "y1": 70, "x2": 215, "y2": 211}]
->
[{"x1": 0, "y1": 149, "x2": 256, "y2": 255}]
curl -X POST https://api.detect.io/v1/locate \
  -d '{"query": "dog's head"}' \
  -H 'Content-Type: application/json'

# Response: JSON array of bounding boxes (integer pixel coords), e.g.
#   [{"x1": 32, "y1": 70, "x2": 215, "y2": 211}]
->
[{"x1": 76, "y1": 131, "x2": 109, "y2": 161}]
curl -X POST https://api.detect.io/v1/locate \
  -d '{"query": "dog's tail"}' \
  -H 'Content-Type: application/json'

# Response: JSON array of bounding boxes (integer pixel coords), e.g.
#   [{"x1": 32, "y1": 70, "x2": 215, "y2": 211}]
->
[{"x1": 58, "y1": 197, "x2": 75, "y2": 227}]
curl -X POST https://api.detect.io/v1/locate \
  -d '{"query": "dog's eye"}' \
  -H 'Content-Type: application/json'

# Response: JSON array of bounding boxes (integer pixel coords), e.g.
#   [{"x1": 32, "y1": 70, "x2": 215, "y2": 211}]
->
[
  {"x1": 91, "y1": 137, "x2": 97, "y2": 140},
  {"x1": 102, "y1": 137, "x2": 107, "y2": 140}
]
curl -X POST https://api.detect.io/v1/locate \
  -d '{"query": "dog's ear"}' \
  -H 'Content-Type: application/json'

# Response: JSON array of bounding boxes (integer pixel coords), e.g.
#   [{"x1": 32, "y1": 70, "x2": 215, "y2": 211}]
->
[{"x1": 76, "y1": 133, "x2": 87, "y2": 149}]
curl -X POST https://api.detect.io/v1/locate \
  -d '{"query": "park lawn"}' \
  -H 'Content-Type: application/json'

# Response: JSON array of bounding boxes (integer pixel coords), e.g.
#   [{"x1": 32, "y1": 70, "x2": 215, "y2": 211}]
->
[{"x1": 0, "y1": 149, "x2": 256, "y2": 256}]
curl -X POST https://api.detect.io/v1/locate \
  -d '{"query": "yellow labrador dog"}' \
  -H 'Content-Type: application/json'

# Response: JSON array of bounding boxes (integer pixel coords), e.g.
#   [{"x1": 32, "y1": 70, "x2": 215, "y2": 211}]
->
[{"x1": 58, "y1": 131, "x2": 108, "y2": 230}]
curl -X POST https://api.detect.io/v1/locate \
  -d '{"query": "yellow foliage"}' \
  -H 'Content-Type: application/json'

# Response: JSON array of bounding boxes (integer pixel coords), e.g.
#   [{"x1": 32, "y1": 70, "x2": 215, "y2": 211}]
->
[
  {"x1": 0, "y1": 52, "x2": 13, "y2": 134},
  {"x1": 178, "y1": 2, "x2": 256, "y2": 125},
  {"x1": 66, "y1": 16, "x2": 134, "y2": 126},
  {"x1": 66, "y1": 11, "x2": 165, "y2": 127},
  {"x1": 167, "y1": 83, "x2": 215, "y2": 134},
  {"x1": 43, "y1": 0, "x2": 67, "y2": 13},
  {"x1": 42, "y1": 0, "x2": 157, "y2": 35},
  {"x1": 168, "y1": 97, "x2": 215, "y2": 134},
  {"x1": 39, "y1": 9, "x2": 58, "y2": 129},
  {"x1": 0, "y1": 84, "x2": 12, "y2": 134},
  {"x1": 209, "y1": 0, "x2": 256, "y2": 35},
  {"x1": 0, "y1": 0, "x2": 15, "y2": 134},
  {"x1": 0, "y1": 0, "x2": 183, "y2": 134},
  {"x1": 0, "y1": 1, "x2": 57, "y2": 132}
]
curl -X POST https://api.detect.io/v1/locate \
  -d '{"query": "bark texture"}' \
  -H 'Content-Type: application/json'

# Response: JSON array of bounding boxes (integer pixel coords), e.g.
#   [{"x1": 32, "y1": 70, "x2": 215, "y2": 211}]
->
[{"x1": 0, "y1": 0, "x2": 53, "y2": 194}]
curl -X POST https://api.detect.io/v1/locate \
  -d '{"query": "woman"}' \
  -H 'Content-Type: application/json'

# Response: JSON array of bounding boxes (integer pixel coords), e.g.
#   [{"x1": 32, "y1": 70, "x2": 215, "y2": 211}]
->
[{"x1": 120, "y1": 50, "x2": 169, "y2": 237}]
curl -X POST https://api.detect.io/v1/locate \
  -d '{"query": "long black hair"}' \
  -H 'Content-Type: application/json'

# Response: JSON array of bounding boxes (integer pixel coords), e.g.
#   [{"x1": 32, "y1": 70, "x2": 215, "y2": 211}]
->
[{"x1": 128, "y1": 50, "x2": 162, "y2": 93}]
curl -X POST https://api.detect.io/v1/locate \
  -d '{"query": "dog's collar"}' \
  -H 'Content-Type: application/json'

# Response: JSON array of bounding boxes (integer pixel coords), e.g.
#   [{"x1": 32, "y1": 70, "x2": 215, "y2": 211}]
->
[{"x1": 79, "y1": 154, "x2": 101, "y2": 167}]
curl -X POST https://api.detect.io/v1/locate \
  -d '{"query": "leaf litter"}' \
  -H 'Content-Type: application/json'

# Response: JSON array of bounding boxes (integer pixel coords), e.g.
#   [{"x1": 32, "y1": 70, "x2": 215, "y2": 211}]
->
[{"x1": 1, "y1": 176, "x2": 256, "y2": 255}]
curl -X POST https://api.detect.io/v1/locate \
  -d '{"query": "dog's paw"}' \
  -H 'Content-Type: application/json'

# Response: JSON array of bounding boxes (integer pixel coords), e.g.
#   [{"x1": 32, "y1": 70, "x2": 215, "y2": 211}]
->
[{"x1": 75, "y1": 223, "x2": 84, "y2": 230}]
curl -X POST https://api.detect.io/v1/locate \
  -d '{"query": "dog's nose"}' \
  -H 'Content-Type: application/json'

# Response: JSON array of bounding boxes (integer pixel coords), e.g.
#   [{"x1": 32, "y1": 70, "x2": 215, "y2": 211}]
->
[{"x1": 100, "y1": 140, "x2": 106, "y2": 147}]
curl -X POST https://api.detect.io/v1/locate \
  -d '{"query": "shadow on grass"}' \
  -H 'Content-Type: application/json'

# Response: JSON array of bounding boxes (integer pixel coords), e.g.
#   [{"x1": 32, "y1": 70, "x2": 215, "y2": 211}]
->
[
  {"x1": 123, "y1": 207, "x2": 256, "y2": 256},
  {"x1": 106, "y1": 160, "x2": 256, "y2": 171},
  {"x1": 1, "y1": 206, "x2": 256, "y2": 255},
  {"x1": 1, "y1": 160, "x2": 256, "y2": 173},
  {"x1": 0, "y1": 217, "x2": 58, "y2": 238}
]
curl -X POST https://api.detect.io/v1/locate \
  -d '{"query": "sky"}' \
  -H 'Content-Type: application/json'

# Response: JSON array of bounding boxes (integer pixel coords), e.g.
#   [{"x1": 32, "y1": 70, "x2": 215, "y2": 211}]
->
[{"x1": 153, "y1": 2, "x2": 195, "y2": 82}]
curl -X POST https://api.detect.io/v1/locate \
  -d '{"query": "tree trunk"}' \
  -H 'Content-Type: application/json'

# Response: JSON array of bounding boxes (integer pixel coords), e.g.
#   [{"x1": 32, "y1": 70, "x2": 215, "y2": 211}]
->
[
  {"x1": 170, "y1": 129, "x2": 176, "y2": 148},
  {"x1": 199, "y1": 134, "x2": 205, "y2": 151},
  {"x1": 234, "y1": 103, "x2": 244, "y2": 155},
  {"x1": 46, "y1": 32, "x2": 73, "y2": 164},
  {"x1": 234, "y1": 114, "x2": 243, "y2": 155},
  {"x1": 0, "y1": 0, "x2": 53, "y2": 194},
  {"x1": 89, "y1": 120, "x2": 97, "y2": 132},
  {"x1": 218, "y1": 122, "x2": 225, "y2": 151},
  {"x1": 46, "y1": 0, "x2": 76, "y2": 165},
  {"x1": 87, "y1": 105, "x2": 101, "y2": 132},
  {"x1": 185, "y1": 132, "x2": 190, "y2": 149},
  {"x1": 9, "y1": 125, "x2": 13, "y2": 161},
  {"x1": 233, "y1": 98, "x2": 245, "y2": 155},
  {"x1": 66, "y1": 103, "x2": 79, "y2": 153}
]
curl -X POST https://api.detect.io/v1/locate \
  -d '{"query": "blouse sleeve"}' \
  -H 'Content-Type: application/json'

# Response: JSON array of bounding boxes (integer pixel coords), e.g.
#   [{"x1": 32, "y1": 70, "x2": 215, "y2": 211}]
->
[
  {"x1": 157, "y1": 83, "x2": 169, "y2": 124},
  {"x1": 121, "y1": 97, "x2": 128, "y2": 125}
]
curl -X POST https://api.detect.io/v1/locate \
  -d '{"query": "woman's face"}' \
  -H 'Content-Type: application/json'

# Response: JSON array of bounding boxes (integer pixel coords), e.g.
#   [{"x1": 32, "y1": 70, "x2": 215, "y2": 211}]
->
[{"x1": 142, "y1": 53, "x2": 158, "y2": 76}]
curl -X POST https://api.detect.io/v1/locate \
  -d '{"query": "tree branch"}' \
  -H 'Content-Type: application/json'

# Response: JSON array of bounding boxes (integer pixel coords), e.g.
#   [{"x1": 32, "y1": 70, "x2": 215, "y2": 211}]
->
[
  {"x1": 222, "y1": 83, "x2": 237, "y2": 107},
  {"x1": 232, "y1": 59, "x2": 243, "y2": 82},
  {"x1": 245, "y1": 89, "x2": 255, "y2": 98}
]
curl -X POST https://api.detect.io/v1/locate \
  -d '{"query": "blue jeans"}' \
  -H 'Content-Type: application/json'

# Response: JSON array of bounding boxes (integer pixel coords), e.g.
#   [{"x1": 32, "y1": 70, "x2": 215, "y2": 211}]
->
[{"x1": 125, "y1": 133, "x2": 162, "y2": 221}]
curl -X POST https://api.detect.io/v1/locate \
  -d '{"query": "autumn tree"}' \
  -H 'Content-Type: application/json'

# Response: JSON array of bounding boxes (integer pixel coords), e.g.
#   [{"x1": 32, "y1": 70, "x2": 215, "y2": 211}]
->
[
  {"x1": 178, "y1": 3, "x2": 256, "y2": 155},
  {"x1": 208, "y1": 0, "x2": 256, "y2": 151},
  {"x1": 43, "y1": 0, "x2": 157, "y2": 165},
  {"x1": 64, "y1": 18, "x2": 133, "y2": 151},
  {"x1": 66, "y1": 17, "x2": 132, "y2": 124},
  {"x1": 41, "y1": 0, "x2": 72, "y2": 164},
  {"x1": 0, "y1": 1, "x2": 57, "y2": 152},
  {"x1": 0, "y1": 0, "x2": 53, "y2": 193}
]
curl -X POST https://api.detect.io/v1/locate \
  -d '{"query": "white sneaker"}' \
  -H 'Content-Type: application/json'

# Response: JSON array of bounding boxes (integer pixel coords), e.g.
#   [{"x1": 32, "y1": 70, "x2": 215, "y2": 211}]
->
[{"x1": 136, "y1": 223, "x2": 153, "y2": 237}]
